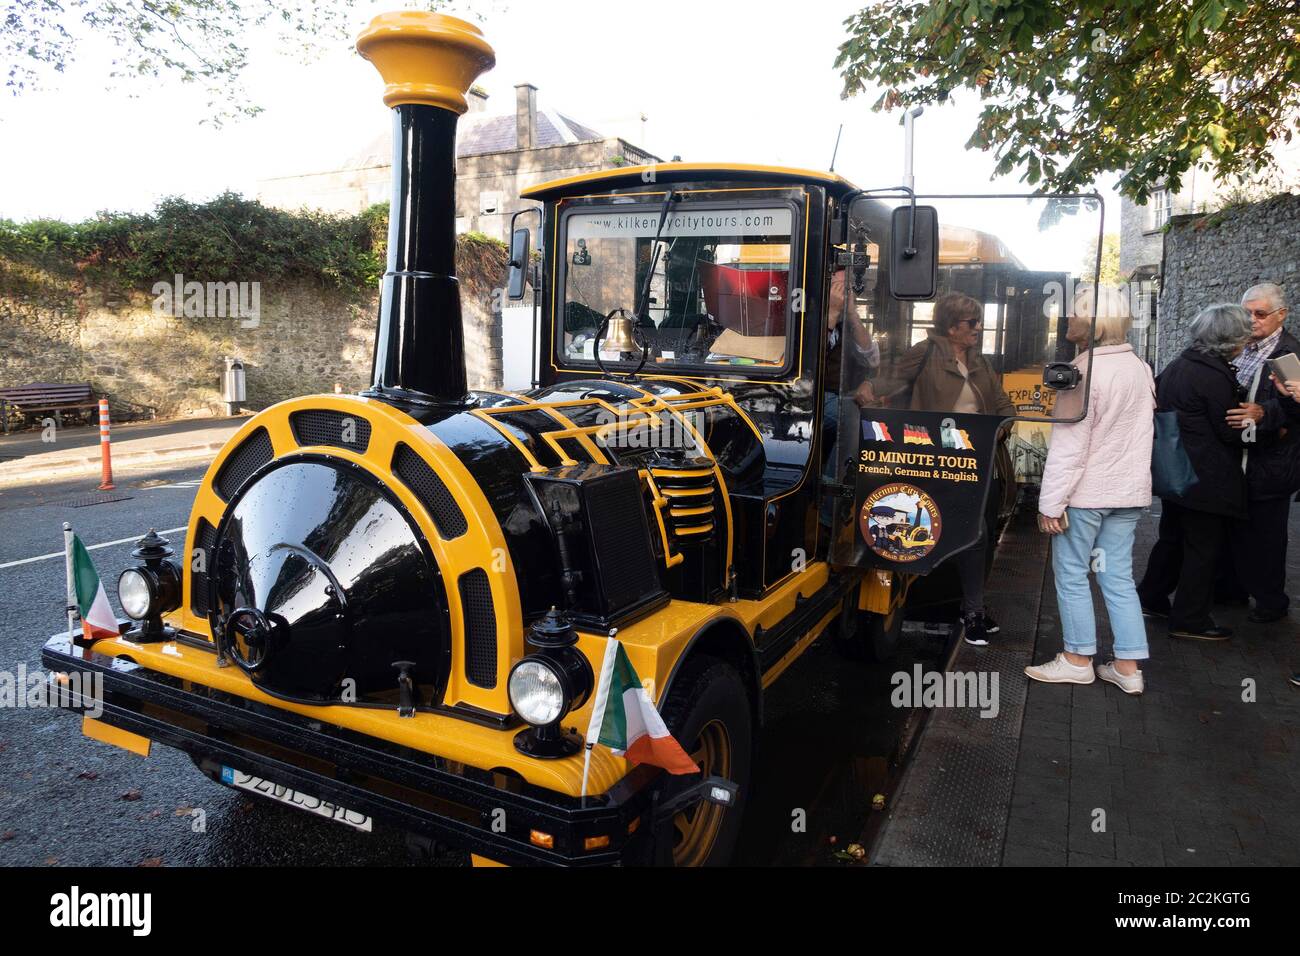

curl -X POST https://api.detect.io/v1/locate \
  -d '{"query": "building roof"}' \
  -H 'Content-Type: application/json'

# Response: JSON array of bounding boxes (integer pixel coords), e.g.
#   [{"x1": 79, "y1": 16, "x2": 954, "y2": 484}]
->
[{"x1": 347, "y1": 108, "x2": 610, "y2": 170}]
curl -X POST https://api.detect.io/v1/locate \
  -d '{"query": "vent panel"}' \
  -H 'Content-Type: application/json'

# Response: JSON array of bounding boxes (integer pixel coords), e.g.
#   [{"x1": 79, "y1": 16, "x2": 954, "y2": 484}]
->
[
  {"x1": 214, "y1": 427, "x2": 274, "y2": 502},
  {"x1": 190, "y1": 518, "x2": 218, "y2": 618},
  {"x1": 458, "y1": 569, "x2": 497, "y2": 689},
  {"x1": 392, "y1": 443, "x2": 468, "y2": 539},
  {"x1": 289, "y1": 409, "x2": 372, "y2": 453}
]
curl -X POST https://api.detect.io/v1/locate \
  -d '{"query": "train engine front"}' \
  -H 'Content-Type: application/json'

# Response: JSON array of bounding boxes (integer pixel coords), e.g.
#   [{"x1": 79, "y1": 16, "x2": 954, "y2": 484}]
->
[{"x1": 44, "y1": 10, "x2": 766, "y2": 866}]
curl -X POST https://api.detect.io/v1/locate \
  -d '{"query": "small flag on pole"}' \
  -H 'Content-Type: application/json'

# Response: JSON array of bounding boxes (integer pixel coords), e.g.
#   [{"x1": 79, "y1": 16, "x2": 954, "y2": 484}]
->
[
  {"x1": 69, "y1": 532, "x2": 120, "y2": 642},
  {"x1": 862, "y1": 420, "x2": 894, "y2": 443},
  {"x1": 581, "y1": 635, "x2": 697, "y2": 798}
]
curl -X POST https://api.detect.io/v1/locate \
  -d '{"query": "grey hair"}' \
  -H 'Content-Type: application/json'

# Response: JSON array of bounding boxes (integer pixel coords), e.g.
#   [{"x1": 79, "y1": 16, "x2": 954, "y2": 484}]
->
[
  {"x1": 1241, "y1": 282, "x2": 1287, "y2": 311},
  {"x1": 1189, "y1": 304, "x2": 1252, "y2": 360}
]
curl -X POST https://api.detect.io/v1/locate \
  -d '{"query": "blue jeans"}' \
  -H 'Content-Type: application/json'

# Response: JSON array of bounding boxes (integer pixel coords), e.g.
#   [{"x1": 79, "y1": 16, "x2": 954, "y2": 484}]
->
[{"x1": 1051, "y1": 507, "x2": 1149, "y2": 660}]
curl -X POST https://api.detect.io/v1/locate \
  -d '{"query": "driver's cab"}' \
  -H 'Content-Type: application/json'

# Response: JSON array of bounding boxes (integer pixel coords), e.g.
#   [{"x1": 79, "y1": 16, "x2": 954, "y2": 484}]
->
[
  {"x1": 511, "y1": 163, "x2": 1106, "y2": 602},
  {"x1": 517, "y1": 164, "x2": 850, "y2": 597}
]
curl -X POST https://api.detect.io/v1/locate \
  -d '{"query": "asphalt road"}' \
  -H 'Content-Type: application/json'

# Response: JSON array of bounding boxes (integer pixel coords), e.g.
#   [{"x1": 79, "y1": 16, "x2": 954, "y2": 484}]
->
[{"x1": 0, "y1": 460, "x2": 933, "y2": 867}]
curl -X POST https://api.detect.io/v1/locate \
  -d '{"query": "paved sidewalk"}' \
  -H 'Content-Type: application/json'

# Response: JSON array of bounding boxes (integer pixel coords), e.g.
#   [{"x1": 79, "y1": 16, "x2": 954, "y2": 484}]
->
[
  {"x1": 0, "y1": 417, "x2": 245, "y2": 487},
  {"x1": 1005, "y1": 501, "x2": 1299, "y2": 867}
]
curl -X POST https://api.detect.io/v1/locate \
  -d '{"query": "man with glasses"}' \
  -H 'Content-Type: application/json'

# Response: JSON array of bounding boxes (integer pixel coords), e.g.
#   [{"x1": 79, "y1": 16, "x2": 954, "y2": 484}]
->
[{"x1": 1223, "y1": 282, "x2": 1299, "y2": 623}]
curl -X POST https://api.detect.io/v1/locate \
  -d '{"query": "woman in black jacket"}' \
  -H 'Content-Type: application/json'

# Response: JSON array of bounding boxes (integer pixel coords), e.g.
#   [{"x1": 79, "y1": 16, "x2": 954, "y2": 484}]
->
[{"x1": 1137, "y1": 304, "x2": 1252, "y2": 639}]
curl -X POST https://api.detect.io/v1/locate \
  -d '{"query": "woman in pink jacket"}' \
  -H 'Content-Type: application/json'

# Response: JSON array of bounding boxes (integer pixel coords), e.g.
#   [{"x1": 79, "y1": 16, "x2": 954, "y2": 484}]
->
[{"x1": 1026, "y1": 286, "x2": 1156, "y2": 694}]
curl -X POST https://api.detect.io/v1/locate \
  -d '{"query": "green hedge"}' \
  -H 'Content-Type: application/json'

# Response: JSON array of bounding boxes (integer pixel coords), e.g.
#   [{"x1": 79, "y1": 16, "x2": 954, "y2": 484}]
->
[{"x1": 0, "y1": 193, "x2": 507, "y2": 294}]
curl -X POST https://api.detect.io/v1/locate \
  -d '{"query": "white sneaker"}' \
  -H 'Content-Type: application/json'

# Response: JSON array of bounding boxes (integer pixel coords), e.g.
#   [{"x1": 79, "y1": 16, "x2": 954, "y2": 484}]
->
[
  {"x1": 1096, "y1": 661, "x2": 1144, "y2": 695},
  {"x1": 1024, "y1": 653, "x2": 1095, "y2": 685}
]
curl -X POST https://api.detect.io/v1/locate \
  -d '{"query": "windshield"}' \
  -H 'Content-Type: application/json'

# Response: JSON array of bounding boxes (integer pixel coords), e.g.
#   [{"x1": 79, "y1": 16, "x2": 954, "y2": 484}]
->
[{"x1": 558, "y1": 200, "x2": 800, "y2": 373}]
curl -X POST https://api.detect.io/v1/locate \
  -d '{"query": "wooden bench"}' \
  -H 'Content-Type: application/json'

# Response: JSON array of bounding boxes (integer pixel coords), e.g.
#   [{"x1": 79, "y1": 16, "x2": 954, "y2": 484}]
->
[{"x1": 0, "y1": 382, "x2": 98, "y2": 433}]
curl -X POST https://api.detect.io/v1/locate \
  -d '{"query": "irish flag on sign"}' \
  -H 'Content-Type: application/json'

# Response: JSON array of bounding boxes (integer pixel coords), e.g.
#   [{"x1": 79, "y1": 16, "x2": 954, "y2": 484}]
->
[
  {"x1": 71, "y1": 534, "x2": 120, "y2": 641},
  {"x1": 585, "y1": 638, "x2": 697, "y2": 778}
]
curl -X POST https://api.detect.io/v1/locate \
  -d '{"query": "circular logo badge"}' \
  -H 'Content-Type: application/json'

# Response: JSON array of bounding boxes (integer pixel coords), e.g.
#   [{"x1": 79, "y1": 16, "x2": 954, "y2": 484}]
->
[{"x1": 859, "y1": 482, "x2": 942, "y2": 563}]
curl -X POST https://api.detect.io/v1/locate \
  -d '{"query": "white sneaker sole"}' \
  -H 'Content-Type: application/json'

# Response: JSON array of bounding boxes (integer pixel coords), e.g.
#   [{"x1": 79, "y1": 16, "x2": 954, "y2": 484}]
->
[
  {"x1": 1023, "y1": 667, "x2": 1095, "y2": 685},
  {"x1": 1097, "y1": 670, "x2": 1144, "y2": 695}
]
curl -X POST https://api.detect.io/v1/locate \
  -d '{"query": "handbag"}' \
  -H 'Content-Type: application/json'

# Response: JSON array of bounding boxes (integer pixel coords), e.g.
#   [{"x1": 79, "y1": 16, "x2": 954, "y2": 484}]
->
[
  {"x1": 1134, "y1": 353, "x2": 1198, "y2": 499},
  {"x1": 1149, "y1": 373, "x2": 1199, "y2": 498},
  {"x1": 1152, "y1": 411, "x2": 1198, "y2": 498}
]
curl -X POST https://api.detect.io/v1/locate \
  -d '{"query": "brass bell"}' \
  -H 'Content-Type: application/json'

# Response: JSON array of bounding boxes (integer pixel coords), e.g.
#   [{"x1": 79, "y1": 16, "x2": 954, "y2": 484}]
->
[{"x1": 603, "y1": 313, "x2": 639, "y2": 353}]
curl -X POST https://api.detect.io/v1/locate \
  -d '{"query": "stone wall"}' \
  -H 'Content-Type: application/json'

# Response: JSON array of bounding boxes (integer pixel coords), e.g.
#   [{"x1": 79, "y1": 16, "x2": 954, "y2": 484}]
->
[
  {"x1": 0, "y1": 262, "x2": 503, "y2": 420},
  {"x1": 1157, "y1": 192, "x2": 1300, "y2": 369}
]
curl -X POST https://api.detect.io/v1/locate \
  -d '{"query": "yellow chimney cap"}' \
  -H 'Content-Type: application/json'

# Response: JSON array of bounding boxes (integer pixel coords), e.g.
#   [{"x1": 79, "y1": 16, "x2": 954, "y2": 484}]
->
[{"x1": 356, "y1": 11, "x2": 496, "y2": 113}]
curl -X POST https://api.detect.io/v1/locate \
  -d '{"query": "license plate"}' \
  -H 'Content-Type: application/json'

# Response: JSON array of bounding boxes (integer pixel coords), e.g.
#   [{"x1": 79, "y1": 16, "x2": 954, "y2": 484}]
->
[{"x1": 220, "y1": 766, "x2": 373, "y2": 832}]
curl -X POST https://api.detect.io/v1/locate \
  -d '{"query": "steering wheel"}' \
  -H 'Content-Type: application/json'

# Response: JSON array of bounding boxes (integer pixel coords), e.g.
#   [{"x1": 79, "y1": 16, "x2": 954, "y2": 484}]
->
[{"x1": 593, "y1": 307, "x2": 651, "y2": 378}]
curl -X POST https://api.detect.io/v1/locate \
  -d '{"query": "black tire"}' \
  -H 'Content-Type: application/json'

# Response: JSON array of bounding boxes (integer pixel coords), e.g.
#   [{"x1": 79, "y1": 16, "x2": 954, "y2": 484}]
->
[{"x1": 638, "y1": 657, "x2": 753, "y2": 867}]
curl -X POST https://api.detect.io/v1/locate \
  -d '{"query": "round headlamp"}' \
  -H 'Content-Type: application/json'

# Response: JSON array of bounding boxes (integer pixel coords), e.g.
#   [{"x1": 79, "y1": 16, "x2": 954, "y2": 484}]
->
[
  {"x1": 508, "y1": 658, "x2": 566, "y2": 726},
  {"x1": 117, "y1": 567, "x2": 155, "y2": 620}
]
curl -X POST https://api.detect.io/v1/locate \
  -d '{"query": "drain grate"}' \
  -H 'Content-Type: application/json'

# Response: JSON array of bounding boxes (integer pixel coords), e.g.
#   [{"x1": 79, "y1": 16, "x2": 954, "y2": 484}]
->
[{"x1": 52, "y1": 493, "x2": 135, "y2": 508}]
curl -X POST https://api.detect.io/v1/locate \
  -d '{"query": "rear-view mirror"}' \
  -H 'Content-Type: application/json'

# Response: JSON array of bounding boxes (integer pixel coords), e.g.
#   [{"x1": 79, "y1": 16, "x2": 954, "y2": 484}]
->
[
  {"x1": 889, "y1": 204, "x2": 938, "y2": 301},
  {"x1": 507, "y1": 228, "x2": 531, "y2": 300}
]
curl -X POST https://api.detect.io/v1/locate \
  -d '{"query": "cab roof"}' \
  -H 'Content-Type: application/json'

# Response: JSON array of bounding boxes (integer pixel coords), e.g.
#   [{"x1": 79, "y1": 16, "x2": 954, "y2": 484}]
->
[{"x1": 520, "y1": 162, "x2": 859, "y2": 202}]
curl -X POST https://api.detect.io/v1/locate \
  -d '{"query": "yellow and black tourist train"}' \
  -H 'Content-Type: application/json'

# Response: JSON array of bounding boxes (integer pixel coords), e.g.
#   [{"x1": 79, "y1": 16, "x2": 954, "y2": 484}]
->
[{"x1": 40, "y1": 11, "x2": 1102, "y2": 866}]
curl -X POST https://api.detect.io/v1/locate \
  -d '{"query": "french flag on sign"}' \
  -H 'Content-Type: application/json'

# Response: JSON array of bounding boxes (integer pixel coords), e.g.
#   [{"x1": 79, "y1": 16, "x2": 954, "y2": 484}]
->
[{"x1": 862, "y1": 421, "x2": 893, "y2": 442}]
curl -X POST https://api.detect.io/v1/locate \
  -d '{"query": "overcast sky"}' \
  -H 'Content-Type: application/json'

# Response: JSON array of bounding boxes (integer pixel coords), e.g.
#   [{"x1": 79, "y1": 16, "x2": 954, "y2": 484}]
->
[{"x1": 0, "y1": 0, "x2": 1118, "y2": 266}]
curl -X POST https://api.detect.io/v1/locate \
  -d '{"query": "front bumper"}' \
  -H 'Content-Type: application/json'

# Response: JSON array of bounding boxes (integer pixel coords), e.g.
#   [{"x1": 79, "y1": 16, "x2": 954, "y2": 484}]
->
[{"x1": 42, "y1": 635, "x2": 666, "y2": 866}]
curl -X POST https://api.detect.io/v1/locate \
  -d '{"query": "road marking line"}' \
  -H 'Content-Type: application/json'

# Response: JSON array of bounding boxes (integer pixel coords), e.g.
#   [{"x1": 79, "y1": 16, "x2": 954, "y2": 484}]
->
[{"x1": 0, "y1": 526, "x2": 188, "y2": 570}]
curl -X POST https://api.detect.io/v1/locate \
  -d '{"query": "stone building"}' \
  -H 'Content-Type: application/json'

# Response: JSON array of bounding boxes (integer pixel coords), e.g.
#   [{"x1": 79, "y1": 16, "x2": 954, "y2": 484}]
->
[
  {"x1": 257, "y1": 83, "x2": 661, "y2": 242},
  {"x1": 1156, "y1": 192, "x2": 1300, "y2": 369},
  {"x1": 1118, "y1": 136, "x2": 1300, "y2": 365}
]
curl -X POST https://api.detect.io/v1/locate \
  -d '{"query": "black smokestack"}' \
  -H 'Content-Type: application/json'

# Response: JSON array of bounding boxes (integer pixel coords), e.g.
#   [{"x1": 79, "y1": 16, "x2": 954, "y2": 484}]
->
[{"x1": 356, "y1": 12, "x2": 496, "y2": 405}]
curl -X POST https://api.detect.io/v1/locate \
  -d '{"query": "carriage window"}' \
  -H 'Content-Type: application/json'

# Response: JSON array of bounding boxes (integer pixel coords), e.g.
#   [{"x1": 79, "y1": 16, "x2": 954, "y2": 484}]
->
[{"x1": 560, "y1": 204, "x2": 797, "y2": 372}]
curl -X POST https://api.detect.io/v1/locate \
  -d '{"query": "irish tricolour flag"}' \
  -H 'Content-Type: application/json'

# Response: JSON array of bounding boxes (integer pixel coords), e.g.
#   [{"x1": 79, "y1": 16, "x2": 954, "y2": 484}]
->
[
  {"x1": 70, "y1": 534, "x2": 119, "y2": 641},
  {"x1": 582, "y1": 638, "x2": 697, "y2": 796}
]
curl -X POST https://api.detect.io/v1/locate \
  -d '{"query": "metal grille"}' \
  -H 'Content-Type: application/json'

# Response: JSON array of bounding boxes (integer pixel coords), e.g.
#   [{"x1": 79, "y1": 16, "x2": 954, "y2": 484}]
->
[
  {"x1": 651, "y1": 463, "x2": 717, "y2": 542},
  {"x1": 391, "y1": 443, "x2": 468, "y2": 539},
  {"x1": 458, "y1": 569, "x2": 497, "y2": 688},
  {"x1": 870, "y1": 507, "x2": 1046, "y2": 866},
  {"x1": 214, "y1": 427, "x2": 274, "y2": 501},
  {"x1": 586, "y1": 475, "x2": 660, "y2": 611},
  {"x1": 190, "y1": 518, "x2": 218, "y2": 617},
  {"x1": 289, "y1": 409, "x2": 372, "y2": 453}
]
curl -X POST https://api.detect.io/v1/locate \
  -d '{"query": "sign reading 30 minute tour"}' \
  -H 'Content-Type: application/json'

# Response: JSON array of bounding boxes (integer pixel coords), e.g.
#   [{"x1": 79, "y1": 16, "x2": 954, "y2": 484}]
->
[{"x1": 854, "y1": 409, "x2": 1003, "y2": 575}]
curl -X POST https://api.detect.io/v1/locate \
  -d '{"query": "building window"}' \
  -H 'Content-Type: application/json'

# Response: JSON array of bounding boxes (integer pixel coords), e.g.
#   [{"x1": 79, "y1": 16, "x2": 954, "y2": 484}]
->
[{"x1": 1146, "y1": 188, "x2": 1172, "y2": 231}]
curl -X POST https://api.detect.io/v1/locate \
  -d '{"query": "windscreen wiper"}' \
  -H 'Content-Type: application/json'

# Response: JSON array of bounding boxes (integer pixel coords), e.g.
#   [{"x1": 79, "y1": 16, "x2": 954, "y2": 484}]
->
[{"x1": 633, "y1": 187, "x2": 677, "y2": 324}]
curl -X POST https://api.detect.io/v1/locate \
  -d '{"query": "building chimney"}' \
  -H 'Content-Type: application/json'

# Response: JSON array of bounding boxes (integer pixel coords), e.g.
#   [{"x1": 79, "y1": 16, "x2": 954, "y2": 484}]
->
[
  {"x1": 467, "y1": 85, "x2": 489, "y2": 114},
  {"x1": 516, "y1": 82, "x2": 538, "y2": 151},
  {"x1": 356, "y1": 12, "x2": 495, "y2": 406}
]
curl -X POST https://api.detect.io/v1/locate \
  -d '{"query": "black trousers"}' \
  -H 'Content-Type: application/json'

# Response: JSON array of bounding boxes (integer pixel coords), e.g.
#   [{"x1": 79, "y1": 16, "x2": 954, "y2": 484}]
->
[
  {"x1": 1230, "y1": 495, "x2": 1292, "y2": 613},
  {"x1": 1137, "y1": 501, "x2": 1230, "y2": 631}
]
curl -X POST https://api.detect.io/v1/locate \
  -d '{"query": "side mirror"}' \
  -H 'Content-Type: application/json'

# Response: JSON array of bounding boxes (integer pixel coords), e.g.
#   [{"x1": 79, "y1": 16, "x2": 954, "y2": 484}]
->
[
  {"x1": 507, "y1": 228, "x2": 531, "y2": 300},
  {"x1": 888, "y1": 204, "x2": 938, "y2": 300}
]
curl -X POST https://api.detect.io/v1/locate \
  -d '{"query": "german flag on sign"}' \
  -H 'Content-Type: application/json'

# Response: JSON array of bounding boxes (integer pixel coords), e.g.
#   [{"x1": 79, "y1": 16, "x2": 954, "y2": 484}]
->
[{"x1": 903, "y1": 425, "x2": 933, "y2": 446}]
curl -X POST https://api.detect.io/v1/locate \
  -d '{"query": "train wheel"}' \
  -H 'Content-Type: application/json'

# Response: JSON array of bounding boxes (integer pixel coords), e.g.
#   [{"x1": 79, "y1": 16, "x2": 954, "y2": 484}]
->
[{"x1": 648, "y1": 657, "x2": 753, "y2": 867}]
